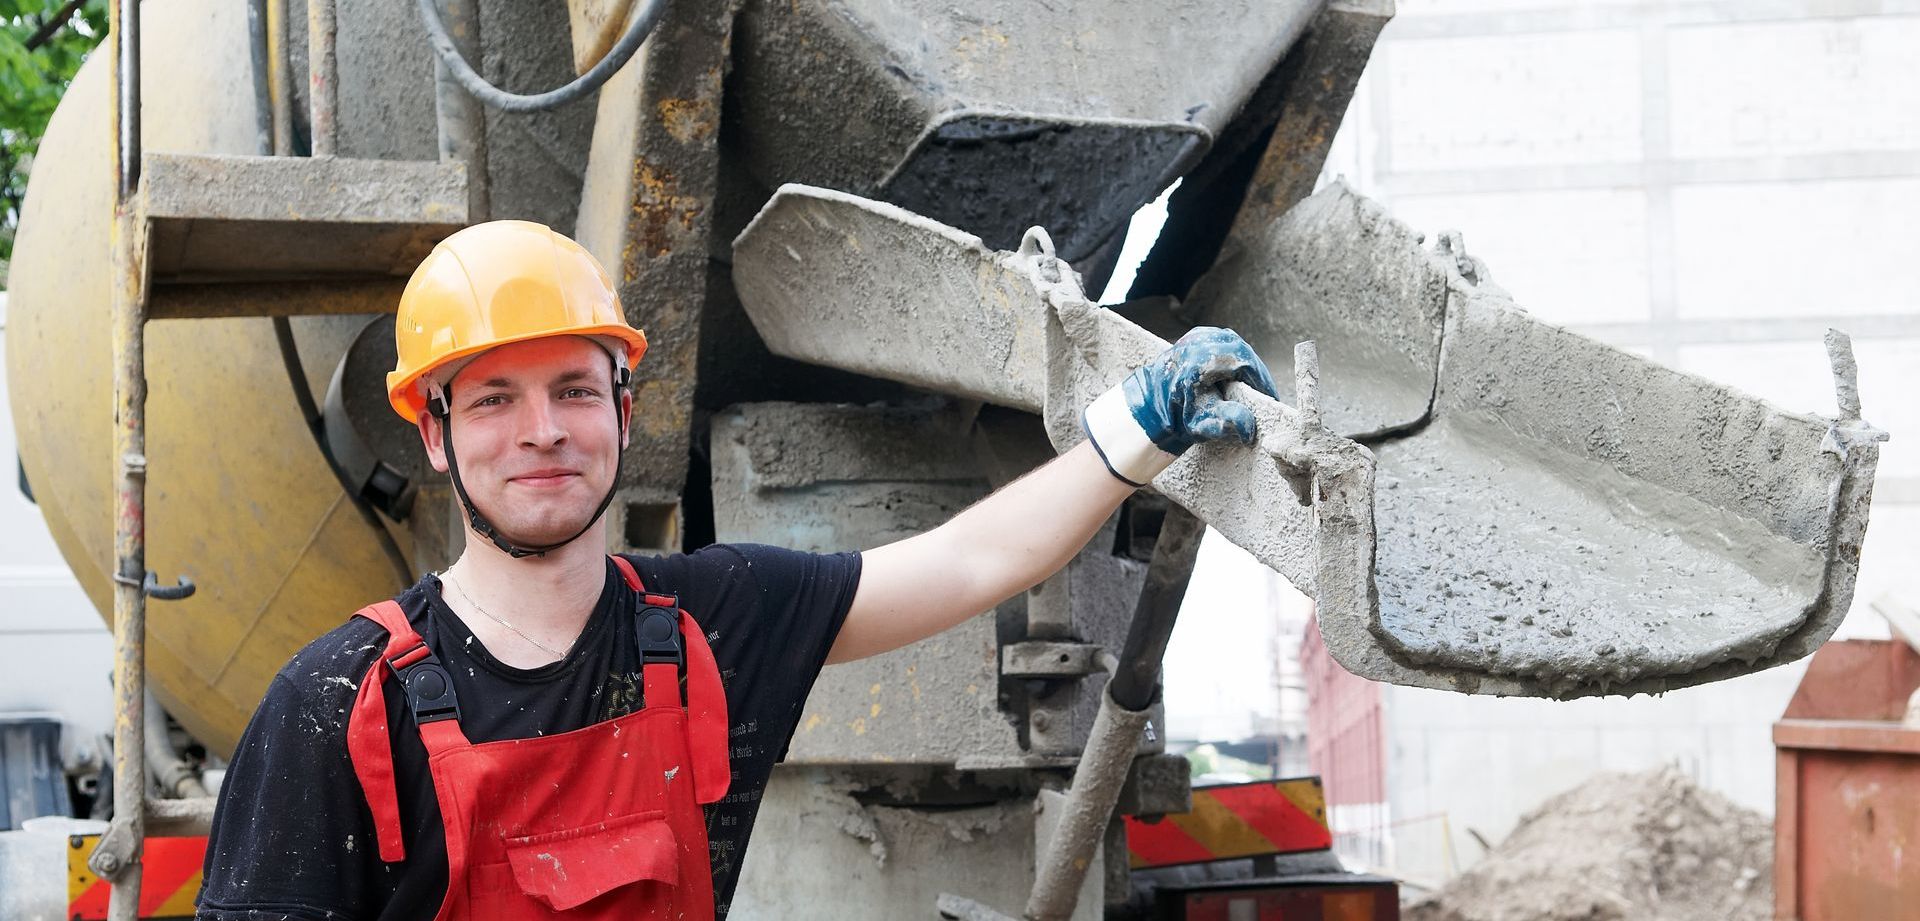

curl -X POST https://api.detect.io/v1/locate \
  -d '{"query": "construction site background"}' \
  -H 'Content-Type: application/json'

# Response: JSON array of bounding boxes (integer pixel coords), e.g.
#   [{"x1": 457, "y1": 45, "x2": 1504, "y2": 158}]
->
[{"x1": 0, "y1": 0, "x2": 1913, "y2": 902}]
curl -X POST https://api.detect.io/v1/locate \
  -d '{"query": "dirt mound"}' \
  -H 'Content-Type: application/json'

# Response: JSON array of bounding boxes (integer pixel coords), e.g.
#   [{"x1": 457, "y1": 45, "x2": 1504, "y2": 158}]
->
[{"x1": 1405, "y1": 766, "x2": 1771, "y2": 921}]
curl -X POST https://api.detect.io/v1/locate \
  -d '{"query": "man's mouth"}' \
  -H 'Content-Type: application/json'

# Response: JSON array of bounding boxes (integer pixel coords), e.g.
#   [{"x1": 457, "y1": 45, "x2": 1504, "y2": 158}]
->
[{"x1": 509, "y1": 468, "x2": 581, "y2": 488}]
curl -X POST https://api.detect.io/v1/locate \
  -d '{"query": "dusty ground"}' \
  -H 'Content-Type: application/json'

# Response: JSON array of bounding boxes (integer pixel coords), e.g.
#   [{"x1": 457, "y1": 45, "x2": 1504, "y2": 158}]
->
[{"x1": 1404, "y1": 766, "x2": 1771, "y2": 921}]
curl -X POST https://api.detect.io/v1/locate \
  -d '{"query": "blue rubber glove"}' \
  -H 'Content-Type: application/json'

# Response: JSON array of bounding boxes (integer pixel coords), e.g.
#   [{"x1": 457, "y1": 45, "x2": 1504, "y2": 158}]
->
[{"x1": 1082, "y1": 327, "x2": 1280, "y2": 487}]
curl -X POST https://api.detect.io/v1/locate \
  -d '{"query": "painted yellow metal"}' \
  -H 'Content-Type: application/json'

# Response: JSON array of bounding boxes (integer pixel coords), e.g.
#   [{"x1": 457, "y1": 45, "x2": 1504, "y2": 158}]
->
[
  {"x1": 6, "y1": 0, "x2": 406, "y2": 757},
  {"x1": 566, "y1": 0, "x2": 635, "y2": 76}
]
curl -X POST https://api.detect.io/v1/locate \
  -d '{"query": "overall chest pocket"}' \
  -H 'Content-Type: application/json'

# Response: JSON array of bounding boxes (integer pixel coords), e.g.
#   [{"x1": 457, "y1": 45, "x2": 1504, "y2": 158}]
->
[{"x1": 501, "y1": 809, "x2": 679, "y2": 911}]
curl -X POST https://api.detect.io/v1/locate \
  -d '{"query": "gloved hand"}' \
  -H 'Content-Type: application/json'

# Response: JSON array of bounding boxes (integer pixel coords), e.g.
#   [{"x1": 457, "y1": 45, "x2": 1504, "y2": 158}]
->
[{"x1": 1082, "y1": 327, "x2": 1279, "y2": 486}]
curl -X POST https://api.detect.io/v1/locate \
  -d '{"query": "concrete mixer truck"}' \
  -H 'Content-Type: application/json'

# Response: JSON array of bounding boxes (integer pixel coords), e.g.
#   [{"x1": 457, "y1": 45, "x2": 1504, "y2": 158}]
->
[{"x1": 0, "y1": 0, "x2": 1885, "y2": 918}]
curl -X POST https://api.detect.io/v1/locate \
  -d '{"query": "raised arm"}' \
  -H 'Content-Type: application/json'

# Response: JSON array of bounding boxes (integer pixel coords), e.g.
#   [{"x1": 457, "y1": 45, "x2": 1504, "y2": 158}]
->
[{"x1": 829, "y1": 328, "x2": 1277, "y2": 664}]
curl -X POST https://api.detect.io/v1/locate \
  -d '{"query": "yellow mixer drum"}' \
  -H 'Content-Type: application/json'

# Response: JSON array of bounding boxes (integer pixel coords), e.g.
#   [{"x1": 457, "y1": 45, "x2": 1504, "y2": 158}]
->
[{"x1": 7, "y1": 0, "x2": 405, "y2": 756}]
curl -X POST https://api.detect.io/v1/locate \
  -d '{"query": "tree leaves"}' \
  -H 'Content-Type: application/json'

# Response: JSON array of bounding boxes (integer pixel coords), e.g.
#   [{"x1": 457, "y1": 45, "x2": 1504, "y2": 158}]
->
[{"x1": 0, "y1": 0, "x2": 106, "y2": 284}]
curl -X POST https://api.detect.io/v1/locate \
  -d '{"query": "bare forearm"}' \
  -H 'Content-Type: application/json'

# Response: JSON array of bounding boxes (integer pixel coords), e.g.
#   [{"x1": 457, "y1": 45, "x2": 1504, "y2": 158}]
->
[
  {"x1": 942, "y1": 440, "x2": 1135, "y2": 600},
  {"x1": 832, "y1": 441, "x2": 1134, "y2": 662}
]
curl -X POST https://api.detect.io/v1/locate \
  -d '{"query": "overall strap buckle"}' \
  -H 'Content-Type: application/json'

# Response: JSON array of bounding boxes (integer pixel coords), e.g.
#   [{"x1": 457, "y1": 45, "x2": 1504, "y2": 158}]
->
[
  {"x1": 635, "y1": 593, "x2": 683, "y2": 668},
  {"x1": 386, "y1": 641, "x2": 461, "y2": 725}
]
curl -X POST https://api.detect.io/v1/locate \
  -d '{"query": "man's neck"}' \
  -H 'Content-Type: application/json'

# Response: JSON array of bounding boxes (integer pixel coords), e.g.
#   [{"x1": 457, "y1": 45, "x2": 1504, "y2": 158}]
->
[{"x1": 439, "y1": 525, "x2": 610, "y2": 667}]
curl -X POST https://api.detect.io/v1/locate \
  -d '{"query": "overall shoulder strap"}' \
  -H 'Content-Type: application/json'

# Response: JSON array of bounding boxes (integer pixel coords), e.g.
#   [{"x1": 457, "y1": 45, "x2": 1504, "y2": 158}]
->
[
  {"x1": 608, "y1": 555, "x2": 732, "y2": 805},
  {"x1": 679, "y1": 609, "x2": 731, "y2": 805},
  {"x1": 345, "y1": 600, "x2": 470, "y2": 863},
  {"x1": 346, "y1": 601, "x2": 414, "y2": 863}
]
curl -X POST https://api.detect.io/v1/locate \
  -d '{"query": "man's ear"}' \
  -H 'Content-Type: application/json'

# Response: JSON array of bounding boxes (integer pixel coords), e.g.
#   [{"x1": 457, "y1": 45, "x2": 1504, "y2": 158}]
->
[
  {"x1": 419, "y1": 410, "x2": 450, "y2": 474},
  {"x1": 618, "y1": 388, "x2": 634, "y2": 450}
]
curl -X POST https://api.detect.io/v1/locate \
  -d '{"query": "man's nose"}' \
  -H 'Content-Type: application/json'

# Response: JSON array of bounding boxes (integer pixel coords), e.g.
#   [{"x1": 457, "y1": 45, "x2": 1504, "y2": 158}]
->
[{"x1": 517, "y1": 396, "x2": 568, "y2": 449}]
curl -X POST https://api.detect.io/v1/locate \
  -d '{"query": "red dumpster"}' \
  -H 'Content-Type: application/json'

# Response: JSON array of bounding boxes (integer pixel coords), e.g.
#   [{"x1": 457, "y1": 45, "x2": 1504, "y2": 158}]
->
[{"x1": 1773, "y1": 639, "x2": 1920, "y2": 921}]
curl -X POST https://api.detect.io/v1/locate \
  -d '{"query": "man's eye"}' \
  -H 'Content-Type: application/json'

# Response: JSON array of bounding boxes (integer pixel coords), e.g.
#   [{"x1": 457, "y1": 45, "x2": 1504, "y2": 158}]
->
[
  {"x1": 474, "y1": 395, "x2": 506, "y2": 408},
  {"x1": 563, "y1": 387, "x2": 595, "y2": 399}
]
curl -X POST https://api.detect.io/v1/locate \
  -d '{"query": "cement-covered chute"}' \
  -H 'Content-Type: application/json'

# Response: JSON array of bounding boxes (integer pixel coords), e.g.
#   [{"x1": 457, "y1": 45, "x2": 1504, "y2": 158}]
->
[{"x1": 732, "y1": 182, "x2": 1885, "y2": 699}]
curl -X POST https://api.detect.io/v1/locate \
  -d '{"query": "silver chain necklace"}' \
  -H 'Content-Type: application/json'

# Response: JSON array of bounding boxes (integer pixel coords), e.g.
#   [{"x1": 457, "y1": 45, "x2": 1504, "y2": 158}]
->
[{"x1": 441, "y1": 571, "x2": 574, "y2": 659}]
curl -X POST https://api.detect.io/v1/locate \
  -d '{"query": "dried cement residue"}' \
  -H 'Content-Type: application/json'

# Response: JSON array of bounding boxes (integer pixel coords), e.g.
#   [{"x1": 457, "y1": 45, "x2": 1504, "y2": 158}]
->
[
  {"x1": 1372, "y1": 415, "x2": 1825, "y2": 696},
  {"x1": 1405, "y1": 767, "x2": 1771, "y2": 921}
]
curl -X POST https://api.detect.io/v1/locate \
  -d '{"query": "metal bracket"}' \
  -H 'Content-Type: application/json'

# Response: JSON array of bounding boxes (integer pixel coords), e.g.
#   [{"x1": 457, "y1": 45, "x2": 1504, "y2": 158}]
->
[
  {"x1": 936, "y1": 893, "x2": 1020, "y2": 921},
  {"x1": 1002, "y1": 641, "x2": 1106, "y2": 679},
  {"x1": 112, "y1": 570, "x2": 196, "y2": 600},
  {"x1": 88, "y1": 816, "x2": 140, "y2": 881}
]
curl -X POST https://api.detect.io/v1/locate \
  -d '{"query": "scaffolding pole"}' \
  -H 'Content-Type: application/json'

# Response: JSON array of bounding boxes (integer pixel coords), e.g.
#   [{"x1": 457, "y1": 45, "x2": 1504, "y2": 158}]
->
[{"x1": 95, "y1": 0, "x2": 149, "y2": 918}]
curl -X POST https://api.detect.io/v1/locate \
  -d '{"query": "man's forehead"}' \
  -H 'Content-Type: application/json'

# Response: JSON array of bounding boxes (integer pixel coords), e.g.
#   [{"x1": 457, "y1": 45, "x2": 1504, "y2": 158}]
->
[{"x1": 450, "y1": 336, "x2": 613, "y2": 389}]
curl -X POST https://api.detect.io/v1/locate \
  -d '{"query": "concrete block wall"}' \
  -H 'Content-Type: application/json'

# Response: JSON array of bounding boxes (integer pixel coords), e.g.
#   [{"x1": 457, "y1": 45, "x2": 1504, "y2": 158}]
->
[{"x1": 1309, "y1": 0, "x2": 1920, "y2": 888}]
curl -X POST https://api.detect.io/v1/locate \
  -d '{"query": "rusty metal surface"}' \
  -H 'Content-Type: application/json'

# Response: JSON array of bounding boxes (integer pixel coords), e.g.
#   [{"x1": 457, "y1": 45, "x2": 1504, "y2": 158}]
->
[
  {"x1": 1780, "y1": 747, "x2": 1920, "y2": 921},
  {"x1": 1227, "y1": 0, "x2": 1392, "y2": 242},
  {"x1": 266, "y1": 0, "x2": 292, "y2": 155},
  {"x1": 1774, "y1": 638, "x2": 1920, "y2": 921},
  {"x1": 1776, "y1": 720, "x2": 1920, "y2": 755},
  {"x1": 575, "y1": 0, "x2": 738, "y2": 536},
  {"x1": 1783, "y1": 639, "x2": 1920, "y2": 722},
  {"x1": 1775, "y1": 738, "x2": 1920, "y2": 920},
  {"x1": 101, "y1": 2, "x2": 149, "y2": 912},
  {"x1": 1125, "y1": 0, "x2": 1382, "y2": 302},
  {"x1": 306, "y1": 0, "x2": 338, "y2": 155}
]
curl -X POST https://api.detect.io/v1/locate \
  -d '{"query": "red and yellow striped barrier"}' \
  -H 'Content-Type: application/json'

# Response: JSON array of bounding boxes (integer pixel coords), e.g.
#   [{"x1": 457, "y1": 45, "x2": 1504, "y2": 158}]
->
[
  {"x1": 1125, "y1": 777, "x2": 1332, "y2": 869},
  {"x1": 67, "y1": 834, "x2": 207, "y2": 919}
]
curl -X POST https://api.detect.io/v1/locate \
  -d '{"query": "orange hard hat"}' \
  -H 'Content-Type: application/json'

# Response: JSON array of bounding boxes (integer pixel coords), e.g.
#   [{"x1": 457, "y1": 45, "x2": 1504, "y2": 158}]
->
[{"x1": 387, "y1": 220, "x2": 648, "y2": 421}]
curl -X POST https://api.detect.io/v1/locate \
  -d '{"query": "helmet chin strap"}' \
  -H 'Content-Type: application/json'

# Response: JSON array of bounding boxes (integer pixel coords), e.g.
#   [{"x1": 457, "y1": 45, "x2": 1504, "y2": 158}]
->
[{"x1": 429, "y1": 359, "x2": 631, "y2": 560}]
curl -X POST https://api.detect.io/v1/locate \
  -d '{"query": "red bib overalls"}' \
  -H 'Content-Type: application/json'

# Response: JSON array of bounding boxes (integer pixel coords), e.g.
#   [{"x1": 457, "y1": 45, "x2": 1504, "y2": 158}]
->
[{"x1": 345, "y1": 556, "x2": 729, "y2": 920}]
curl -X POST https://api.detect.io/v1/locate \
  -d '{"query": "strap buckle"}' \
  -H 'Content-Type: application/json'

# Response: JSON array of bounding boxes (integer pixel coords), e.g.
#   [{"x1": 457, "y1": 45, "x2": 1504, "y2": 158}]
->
[
  {"x1": 636, "y1": 593, "x2": 682, "y2": 667},
  {"x1": 386, "y1": 642, "x2": 461, "y2": 724}
]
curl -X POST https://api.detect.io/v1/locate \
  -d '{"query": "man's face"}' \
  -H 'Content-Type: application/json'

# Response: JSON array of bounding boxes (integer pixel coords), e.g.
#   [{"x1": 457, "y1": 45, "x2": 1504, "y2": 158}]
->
[{"x1": 419, "y1": 336, "x2": 632, "y2": 548}]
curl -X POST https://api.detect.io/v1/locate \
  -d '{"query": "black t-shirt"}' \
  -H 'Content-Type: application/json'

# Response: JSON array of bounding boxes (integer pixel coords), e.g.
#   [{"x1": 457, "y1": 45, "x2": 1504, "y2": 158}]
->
[{"x1": 196, "y1": 545, "x2": 860, "y2": 920}]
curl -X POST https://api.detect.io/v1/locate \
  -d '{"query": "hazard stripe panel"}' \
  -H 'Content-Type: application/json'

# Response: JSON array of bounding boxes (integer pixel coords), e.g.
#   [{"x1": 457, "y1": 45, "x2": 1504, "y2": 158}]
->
[
  {"x1": 68, "y1": 834, "x2": 208, "y2": 920},
  {"x1": 1125, "y1": 777, "x2": 1332, "y2": 869}
]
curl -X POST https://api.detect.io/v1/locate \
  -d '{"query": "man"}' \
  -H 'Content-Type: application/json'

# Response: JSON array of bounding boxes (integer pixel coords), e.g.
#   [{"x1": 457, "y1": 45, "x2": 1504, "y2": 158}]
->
[{"x1": 196, "y1": 220, "x2": 1275, "y2": 919}]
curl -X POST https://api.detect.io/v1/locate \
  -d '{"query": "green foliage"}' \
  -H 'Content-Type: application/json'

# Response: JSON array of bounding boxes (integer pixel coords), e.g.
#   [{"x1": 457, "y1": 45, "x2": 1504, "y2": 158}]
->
[{"x1": 0, "y1": 0, "x2": 108, "y2": 284}]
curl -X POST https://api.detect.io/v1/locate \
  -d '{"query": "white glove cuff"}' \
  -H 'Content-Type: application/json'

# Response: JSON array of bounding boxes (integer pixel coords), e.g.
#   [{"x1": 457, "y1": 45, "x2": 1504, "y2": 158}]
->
[{"x1": 1082, "y1": 385, "x2": 1179, "y2": 488}]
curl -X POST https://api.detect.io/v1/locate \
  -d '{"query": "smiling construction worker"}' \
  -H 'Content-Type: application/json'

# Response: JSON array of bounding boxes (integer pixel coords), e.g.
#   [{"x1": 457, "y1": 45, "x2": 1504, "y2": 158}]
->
[{"x1": 195, "y1": 219, "x2": 1276, "y2": 920}]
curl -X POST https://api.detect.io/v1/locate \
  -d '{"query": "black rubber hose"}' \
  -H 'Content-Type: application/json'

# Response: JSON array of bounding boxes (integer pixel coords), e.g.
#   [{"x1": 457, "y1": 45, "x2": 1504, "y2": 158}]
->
[
  {"x1": 416, "y1": 0, "x2": 669, "y2": 113},
  {"x1": 272, "y1": 317, "x2": 417, "y2": 588},
  {"x1": 1107, "y1": 505, "x2": 1207, "y2": 711}
]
